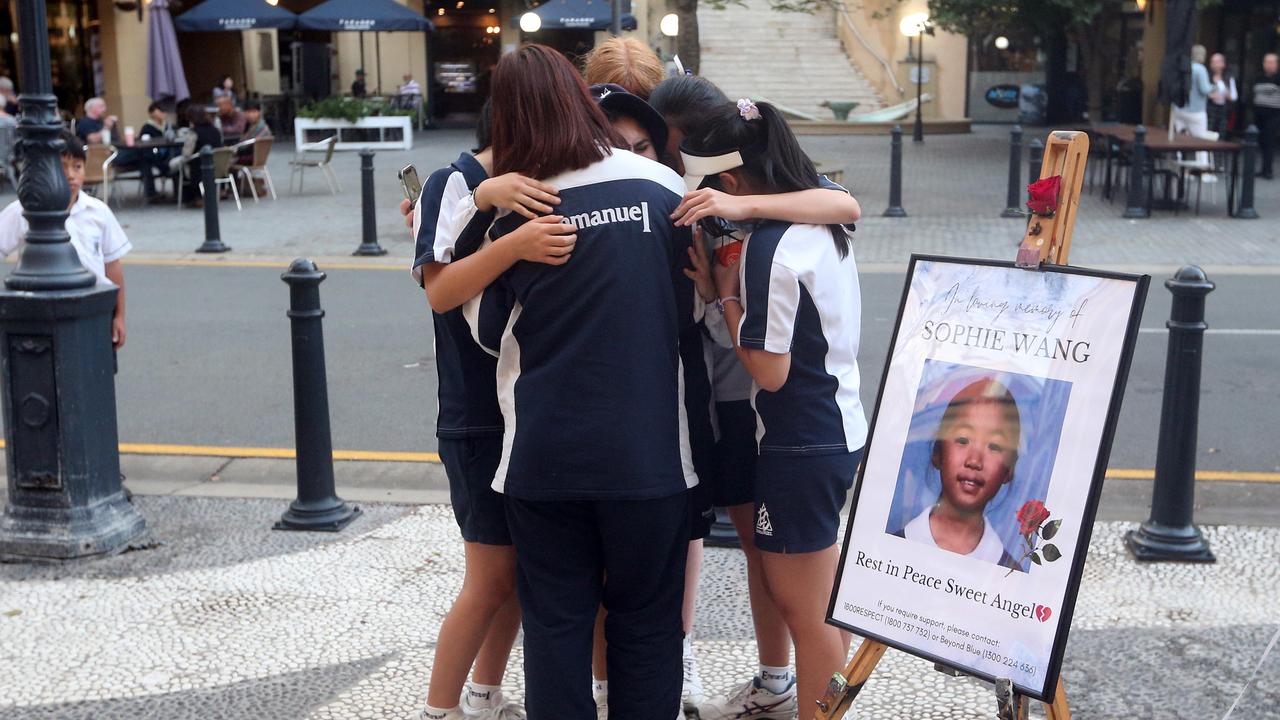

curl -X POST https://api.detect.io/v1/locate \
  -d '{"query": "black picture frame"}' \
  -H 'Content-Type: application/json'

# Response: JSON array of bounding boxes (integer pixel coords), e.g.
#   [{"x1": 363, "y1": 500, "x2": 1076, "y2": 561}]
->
[{"x1": 825, "y1": 254, "x2": 1150, "y2": 702}]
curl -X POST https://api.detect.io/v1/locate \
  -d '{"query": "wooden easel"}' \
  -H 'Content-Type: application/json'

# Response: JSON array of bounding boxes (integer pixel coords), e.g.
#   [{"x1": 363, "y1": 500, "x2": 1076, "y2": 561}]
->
[{"x1": 815, "y1": 130, "x2": 1090, "y2": 720}]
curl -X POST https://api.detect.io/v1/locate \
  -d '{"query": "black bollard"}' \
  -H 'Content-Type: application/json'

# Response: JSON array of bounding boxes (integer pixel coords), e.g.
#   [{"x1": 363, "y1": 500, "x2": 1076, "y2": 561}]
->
[
  {"x1": 195, "y1": 146, "x2": 230, "y2": 253},
  {"x1": 1027, "y1": 138, "x2": 1044, "y2": 185},
  {"x1": 704, "y1": 507, "x2": 741, "y2": 549},
  {"x1": 883, "y1": 125, "x2": 907, "y2": 218},
  {"x1": 1125, "y1": 266, "x2": 1215, "y2": 563},
  {"x1": 1123, "y1": 125, "x2": 1151, "y2": 219},
  {"x1": 276, "y1": 259, "x2": 361, "y2": 532},
  {"x1": 353, "y1": 149, "x2": 388, "y2": 256},
  {"x1": 1001, "y1": 125, "x2": 1024, "y2": 218},
  {"x1": 1236, "y1": 125, "x2": 1260, "y2": 219}
]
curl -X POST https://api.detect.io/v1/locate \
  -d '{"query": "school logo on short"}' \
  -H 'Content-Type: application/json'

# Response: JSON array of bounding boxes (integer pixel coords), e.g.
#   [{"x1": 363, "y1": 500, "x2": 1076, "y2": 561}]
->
[{"x1": 756, "y1": 504, "x2": 774, "y2": 536}]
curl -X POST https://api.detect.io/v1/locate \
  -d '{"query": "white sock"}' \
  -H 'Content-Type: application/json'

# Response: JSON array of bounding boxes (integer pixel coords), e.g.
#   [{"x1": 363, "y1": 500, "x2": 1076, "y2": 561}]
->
[
  {"x1": 683, "y1": 633, "x2": 694, "y2": 657},
  {"x1": 593, "y1": 679, "x2": 608, "y2": 697},
  {"x1": 421, "y1": 705, "x2": 459, "y2": 720},
  {"x1": 758, "y1": 665, "x2": 792, "y2": 694},
  {"x1": 464, "y1": 683, "x2": 501, "y2": 709}
]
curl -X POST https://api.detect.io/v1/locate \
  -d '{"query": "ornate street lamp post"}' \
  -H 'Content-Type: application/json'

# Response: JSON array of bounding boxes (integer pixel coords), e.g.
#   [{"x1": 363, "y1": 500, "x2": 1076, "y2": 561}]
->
[
  {"x1": 900, "y1": 12, "x2": 930, "y2": 144},
  {"x1": 0, "y1": 0, "x2": 146, "y2": 559}
]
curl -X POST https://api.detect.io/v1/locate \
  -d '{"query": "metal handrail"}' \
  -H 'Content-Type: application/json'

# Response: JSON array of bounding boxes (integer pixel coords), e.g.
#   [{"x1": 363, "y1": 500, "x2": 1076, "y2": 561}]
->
[{"x1": 837, "y1": 5, "x2": 904, "y2": 97}]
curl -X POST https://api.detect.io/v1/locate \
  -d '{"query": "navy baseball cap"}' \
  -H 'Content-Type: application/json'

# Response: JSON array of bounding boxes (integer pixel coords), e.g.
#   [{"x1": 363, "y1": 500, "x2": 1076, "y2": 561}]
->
[{"x1": 589, "y1": 83, "x2": 669, "y2": 157}]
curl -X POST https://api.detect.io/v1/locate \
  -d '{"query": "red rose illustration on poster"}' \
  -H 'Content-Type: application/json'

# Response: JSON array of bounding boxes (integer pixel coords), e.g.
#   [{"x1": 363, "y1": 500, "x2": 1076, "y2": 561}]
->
[{"x1": 1007, "y1": 499, "x2": 1063, "y2": 576}]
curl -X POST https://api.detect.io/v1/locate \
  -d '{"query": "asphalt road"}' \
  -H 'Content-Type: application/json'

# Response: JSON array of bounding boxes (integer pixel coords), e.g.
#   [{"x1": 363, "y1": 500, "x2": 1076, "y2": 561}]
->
[{"x1": 4, "y1": 263, "x2": 1276, "y2": 473}]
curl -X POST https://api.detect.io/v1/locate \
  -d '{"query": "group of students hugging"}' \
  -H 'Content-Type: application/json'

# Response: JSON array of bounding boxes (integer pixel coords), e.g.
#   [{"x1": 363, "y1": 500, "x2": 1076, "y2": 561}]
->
[{"x1": 403, "y1": 38, "x2": 871, "y2": 720}]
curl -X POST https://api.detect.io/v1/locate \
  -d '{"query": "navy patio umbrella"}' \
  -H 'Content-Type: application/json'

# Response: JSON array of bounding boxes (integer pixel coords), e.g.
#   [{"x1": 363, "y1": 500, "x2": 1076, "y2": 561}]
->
[
  {"x1": 147, "y1": 0, "x2": 191, "y2": 105},
  {"x1": 518, "y1": 0, "x2": 637, "y2": 32},
  {"x1": 297, "y1": 0, "x2": 434, "y2": 32},
  {"x1": 173, "y1": 0, "x2": 300, "y2": 31},
  {"x1": 298, "y1": 0, "x2": 433, "y2": 95}
]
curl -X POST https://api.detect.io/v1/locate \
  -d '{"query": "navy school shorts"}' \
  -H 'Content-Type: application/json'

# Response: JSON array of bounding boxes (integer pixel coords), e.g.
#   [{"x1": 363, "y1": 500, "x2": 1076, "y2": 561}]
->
[
  {"x1": 711, "y1": 400, "x2": 758, "y2": 508},
  {"x1": 438, "y1": 435, "x2": 511, "y2": 546},
  {"x1": 753, "y1": 449, "x2": 863, "y2": 554}
]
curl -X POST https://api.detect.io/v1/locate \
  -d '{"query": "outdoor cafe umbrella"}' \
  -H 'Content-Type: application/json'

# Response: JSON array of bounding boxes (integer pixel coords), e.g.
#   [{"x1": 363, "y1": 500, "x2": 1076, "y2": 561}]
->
[
  {"x1": 174, "y1": 0, "x2": 300, "y2": 31},
  {"x1": 1157, "y1": 0, "x2": 1197, "y2": 110},
  {"x1": 298, "y1": 0, "x2": 434, "y2": 96},
  {"x1": 147, "y1": 0, "x2": 190, "y2": 105},
  {"x1": 174, "y1": 0, "x2": 299, "y2": 106},
  {"x1": 518, "y1": 0, "x2": 637, "y2": 32}
]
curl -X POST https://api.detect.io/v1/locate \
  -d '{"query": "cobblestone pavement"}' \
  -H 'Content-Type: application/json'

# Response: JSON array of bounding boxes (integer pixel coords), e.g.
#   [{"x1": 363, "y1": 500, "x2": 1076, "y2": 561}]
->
[
  {"x1": 1, "y1": 496, "x2": 1276, "y2": 719},
  {"x1": 8, "y1": 125, "x2": 1273, "y2": 268}
]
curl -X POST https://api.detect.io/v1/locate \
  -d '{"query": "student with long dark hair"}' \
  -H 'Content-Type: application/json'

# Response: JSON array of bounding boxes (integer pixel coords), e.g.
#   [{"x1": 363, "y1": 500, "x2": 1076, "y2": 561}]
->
[
  {"x1": 455, "y1": 44, "x2": 696, "y2": 720},
  {"x1": 408, "y1": 102, "x2": 581, "y2": 720},
  {"x1": 685, "y1": 98, "x2": 867, "y2": 716},
  {"x1": 650, "y1": 74, "x2": 862, "y2": 720}
]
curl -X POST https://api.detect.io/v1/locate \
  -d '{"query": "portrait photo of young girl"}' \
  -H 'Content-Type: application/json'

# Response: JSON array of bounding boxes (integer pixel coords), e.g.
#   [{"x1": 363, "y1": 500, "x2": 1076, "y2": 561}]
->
[{"x1": 885, "y1": 361, "x2": 1072, "y2": 573}]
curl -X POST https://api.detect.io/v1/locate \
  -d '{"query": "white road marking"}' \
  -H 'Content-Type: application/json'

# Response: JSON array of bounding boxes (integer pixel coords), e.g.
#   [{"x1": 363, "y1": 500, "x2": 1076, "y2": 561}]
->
[{"x1": 1138, "y1": 328, "x2": 1280, "y2": 336}]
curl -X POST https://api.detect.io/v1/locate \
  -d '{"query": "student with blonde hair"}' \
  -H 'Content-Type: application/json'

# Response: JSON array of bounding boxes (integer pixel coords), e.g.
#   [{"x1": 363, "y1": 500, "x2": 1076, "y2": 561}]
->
[{"x1": 583, "y1": 36, "x2": 667, "y2": 100}]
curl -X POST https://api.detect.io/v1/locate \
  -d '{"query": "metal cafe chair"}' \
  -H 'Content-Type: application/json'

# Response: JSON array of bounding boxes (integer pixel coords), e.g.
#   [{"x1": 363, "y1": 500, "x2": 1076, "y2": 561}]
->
[
  {"x1": 197, "y1": 146, "x2": 241, "y2": 211},
  {"x1": 234, "y1": 136, "x2": 278, "y2": 202},
  {"x1": 289, "y1": 135, "x2": 340, "y2": 195}
]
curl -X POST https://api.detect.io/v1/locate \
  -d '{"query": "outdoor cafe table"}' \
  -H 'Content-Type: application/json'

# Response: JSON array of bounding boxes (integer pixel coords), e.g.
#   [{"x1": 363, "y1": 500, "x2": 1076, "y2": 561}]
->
[{"x1": 1094, "y1": 123, "x2": 1246, "y2": 216}]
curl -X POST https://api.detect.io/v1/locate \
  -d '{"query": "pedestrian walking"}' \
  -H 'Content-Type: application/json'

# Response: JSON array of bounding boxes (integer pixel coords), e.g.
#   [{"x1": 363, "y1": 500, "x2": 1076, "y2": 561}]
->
[
  {"x1": 1252, "y1": 52, "x2": 1280, "y2": 179},
  {"x1": 1172, "y1": 45, "x2": 1213, "y2": 137},
  {"x1": 1207, "y1": 52, "x2": 1237, "y2": 136}
]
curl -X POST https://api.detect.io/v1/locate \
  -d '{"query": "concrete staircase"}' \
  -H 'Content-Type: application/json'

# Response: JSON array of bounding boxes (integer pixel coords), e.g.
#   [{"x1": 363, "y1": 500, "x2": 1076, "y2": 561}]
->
[{"x1": 697, "y1": 1, "x2": 884, "y2": 121}]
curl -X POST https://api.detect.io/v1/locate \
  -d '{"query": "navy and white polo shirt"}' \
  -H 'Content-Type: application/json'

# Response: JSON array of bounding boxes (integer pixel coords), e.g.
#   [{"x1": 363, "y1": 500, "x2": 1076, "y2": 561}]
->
[
  {"x1": 459, "y1": 149, "x2": 698, "y2": 501},
  {"x1": 410, "y1": 153, "x2": 506, "y2": 440},
  {"x1": 738, "y1": 220, "x2": 867, "y2": 455}
]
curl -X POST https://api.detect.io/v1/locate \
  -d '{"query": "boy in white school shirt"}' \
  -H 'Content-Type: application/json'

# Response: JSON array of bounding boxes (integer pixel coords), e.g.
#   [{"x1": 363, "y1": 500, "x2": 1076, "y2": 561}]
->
[{"x1": 0, "y1": 130, "x2": 131, "y2": 350}]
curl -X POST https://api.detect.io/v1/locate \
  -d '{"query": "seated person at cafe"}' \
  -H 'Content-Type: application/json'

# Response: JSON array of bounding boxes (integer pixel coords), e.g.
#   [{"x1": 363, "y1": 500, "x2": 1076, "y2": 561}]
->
[
  {"x1": 141, "y1": 102, "x2": 176, "y2": 140},
  {"x1": 122, "y1": 101, "x2": 179, "y2": 201},
  {"x1": 215, "y1": 95, "x2": 247, "y2": 139},
  {"x1": 235, "y1": 99, "x2": 272, "y2": 164},
  {"x1": 76, "y1": 97, "x2": 118, "y2": 144},
  {"x1": 351, "y1": 68, "x2": 367, "y2": 98},
  {"x1": 169, "y1": 105, "x2": 223, "y2": 204}
]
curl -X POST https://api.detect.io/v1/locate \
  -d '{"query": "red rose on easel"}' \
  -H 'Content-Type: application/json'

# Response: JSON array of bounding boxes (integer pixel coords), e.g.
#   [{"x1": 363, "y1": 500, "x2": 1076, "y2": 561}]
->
[{"x1": 1027, "y1": 176, "x2": 1062, "y2": 216}]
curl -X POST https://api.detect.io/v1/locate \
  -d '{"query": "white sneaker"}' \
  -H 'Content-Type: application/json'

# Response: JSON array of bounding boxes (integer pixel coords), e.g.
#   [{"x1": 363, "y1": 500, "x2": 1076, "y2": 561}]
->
[
  {"x1": 460, "y1": 684, "x2": 525, "y2": 720},
  {"x1": 594, "y1": 688, "x2": 608, "y2": 720},
  {"x1": 682, "y1": 639, "x2": 706, "y2": 711},
  {"x1": 412, "y1": 708, "x2": 465, "y2": 720},
  {"x1": 697, "y1": 677, "x2": 798, "y2": 719}
]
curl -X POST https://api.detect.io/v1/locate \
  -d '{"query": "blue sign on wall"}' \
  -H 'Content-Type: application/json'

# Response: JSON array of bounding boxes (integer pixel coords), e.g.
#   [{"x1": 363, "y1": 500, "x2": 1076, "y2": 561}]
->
[{"x1": 985, "y1": 84, "x2": 1021, "y2": 109}]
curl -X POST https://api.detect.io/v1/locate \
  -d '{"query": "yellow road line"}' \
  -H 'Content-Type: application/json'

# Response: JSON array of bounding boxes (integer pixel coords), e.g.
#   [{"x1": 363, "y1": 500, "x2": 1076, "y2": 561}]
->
[
  {"x1": 123, "y1": 257, "x2": 404, "y2": 271},
  {"x1": 0, "y1": 439, "x2": 1274, "y2": 480},
  {"x1": 1103, "y1": 468, "x2": 1280, "y2": 482},
  {"x1": 0, "y1": 440, "x2": 439, "y2": 464}
]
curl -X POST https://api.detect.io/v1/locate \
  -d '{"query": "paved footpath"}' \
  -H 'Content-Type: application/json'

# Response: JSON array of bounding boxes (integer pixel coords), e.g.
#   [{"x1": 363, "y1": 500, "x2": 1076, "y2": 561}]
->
[
  {"x1": 11, "y1": 124, "x2": 1273, "y2": 269},
  {"x1": 1, "y1": 125, "x2": 1278, "y2": 718},
  {"x1": 0, "y1": 493, "x2": 1277, "y2": 719}
]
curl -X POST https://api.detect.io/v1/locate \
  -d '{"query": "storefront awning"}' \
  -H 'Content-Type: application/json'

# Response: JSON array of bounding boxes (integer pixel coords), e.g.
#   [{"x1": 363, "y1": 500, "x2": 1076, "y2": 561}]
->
[
  {"x1": 298, "y1": 0, "x2": 434, "y2": 32},
  {"x1": 173, "y1": 0, "x2": 299, "y2": 31},
  {"x1": 519, "y1": 0, "x2": 637, "y2": 32}
]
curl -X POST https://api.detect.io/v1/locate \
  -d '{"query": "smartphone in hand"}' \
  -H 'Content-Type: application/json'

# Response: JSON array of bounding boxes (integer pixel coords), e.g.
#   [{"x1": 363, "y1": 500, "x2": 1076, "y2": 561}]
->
[{"x1": 399, "y1": 164, "x2": 422, "y2": 209}]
